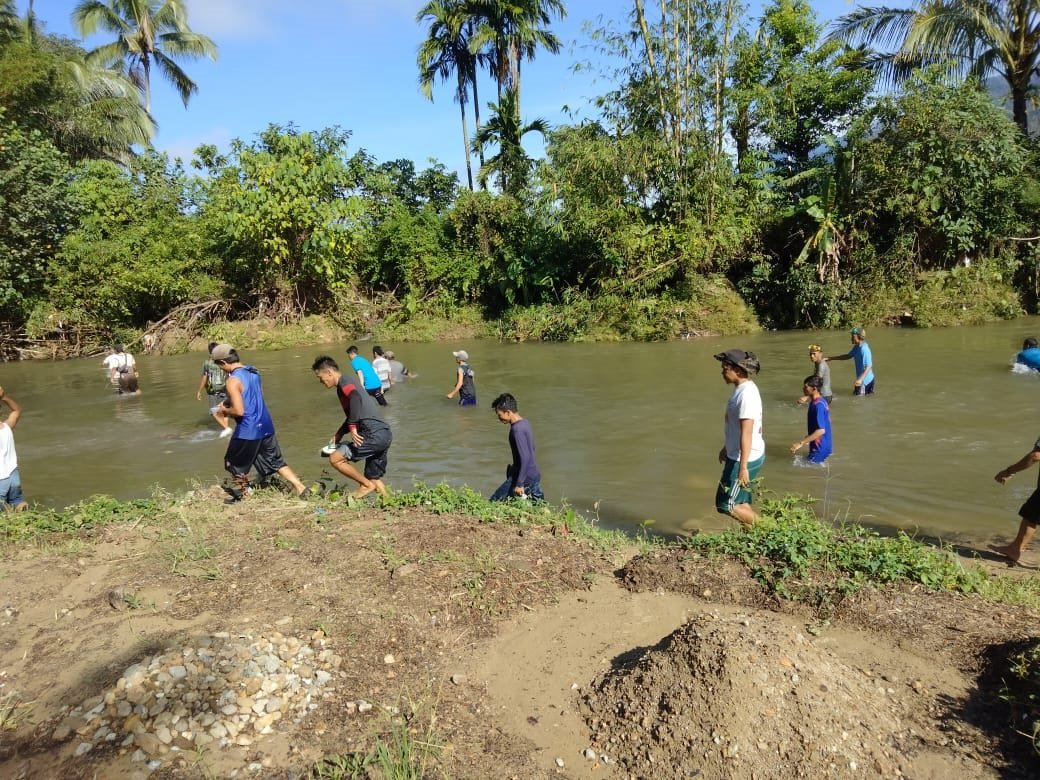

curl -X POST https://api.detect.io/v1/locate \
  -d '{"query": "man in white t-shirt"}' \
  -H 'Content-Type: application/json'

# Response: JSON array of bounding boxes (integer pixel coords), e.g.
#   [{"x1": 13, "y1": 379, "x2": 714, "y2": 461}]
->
[
  {"x1": 0, "y1": 386, "x2": 28, "y2": 511},
  {"x1": 104, "y1": 344, "x2": 139, "y2": 394},
  {"x1": 714, "y1": 349, "x2": 765, "y2": 528},
  {"x1": 372, "y1": 346, "x2": 393, "y2": 392}
]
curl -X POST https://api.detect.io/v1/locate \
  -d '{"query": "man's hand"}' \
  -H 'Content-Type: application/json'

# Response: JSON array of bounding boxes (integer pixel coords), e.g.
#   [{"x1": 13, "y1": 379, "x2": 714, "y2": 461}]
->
[
  {"x1": 351, "y1": 430, "x2": 365, "y2": 447},
  {"x1": 738, "y1": 465, "x2": 751, "y2": 487},
  {"x1": 995, "y1": 469, "x2": 1011, "y2": 485}
]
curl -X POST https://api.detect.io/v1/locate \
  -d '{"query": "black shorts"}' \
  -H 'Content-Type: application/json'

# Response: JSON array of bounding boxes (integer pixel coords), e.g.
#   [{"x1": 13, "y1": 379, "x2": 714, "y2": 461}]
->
[
  {"x1": 335, "y1": 427, "x2": 391, "y2": 479},
  {"x1": 224, "y1": 434, "x2": 288, "y2": 479},
  {"x1": 1019, "y1": 489, "x2": 1040, "y2": 527},
  {"x1": 366, "y1": 387, "x2": 388, "y2": 406}
]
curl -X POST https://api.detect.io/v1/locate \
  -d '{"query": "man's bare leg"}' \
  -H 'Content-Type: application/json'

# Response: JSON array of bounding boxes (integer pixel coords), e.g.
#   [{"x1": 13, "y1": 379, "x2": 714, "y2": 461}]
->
[
  {"x1": 329, "y1": 453, "x2": 375, "y2": 494},
  {"x1": 729, "y1": 503, "x2": 758, "y2": 529},
  {"x1": 989, "y1": 519, "x2": 1037, "y2": 563},
  {"x1": 274, "y1": 465, "x2": 308, "y2": 496}
]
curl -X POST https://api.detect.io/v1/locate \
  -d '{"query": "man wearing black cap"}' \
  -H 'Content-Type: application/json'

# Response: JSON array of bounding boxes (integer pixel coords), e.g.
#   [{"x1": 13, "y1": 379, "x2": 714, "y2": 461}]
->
[
  {"x1": 714, "y1": 349, "x2": 764, "y2": 528},
  {"x1": 211, "y1": 343, "x2": 310, "y2": 501}
]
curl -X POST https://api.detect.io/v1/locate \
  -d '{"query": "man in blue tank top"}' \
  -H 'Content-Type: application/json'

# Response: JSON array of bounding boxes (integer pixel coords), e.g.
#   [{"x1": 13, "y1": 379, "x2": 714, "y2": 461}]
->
[{"x1": 211, "y1": 344, "x2": 309, "y2": 501}]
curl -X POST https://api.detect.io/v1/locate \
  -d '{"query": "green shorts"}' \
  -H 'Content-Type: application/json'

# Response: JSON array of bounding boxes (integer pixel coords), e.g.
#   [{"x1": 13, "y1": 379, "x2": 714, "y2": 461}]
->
[{"x1": 715, "y1": 455, "x2": 764, "y2": 514}]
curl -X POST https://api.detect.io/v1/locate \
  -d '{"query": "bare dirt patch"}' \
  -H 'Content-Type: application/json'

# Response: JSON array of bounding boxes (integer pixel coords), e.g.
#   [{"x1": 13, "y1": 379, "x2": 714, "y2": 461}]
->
[{"x1": 0, "y1": 496, "x2": 1037, "y2": 779}]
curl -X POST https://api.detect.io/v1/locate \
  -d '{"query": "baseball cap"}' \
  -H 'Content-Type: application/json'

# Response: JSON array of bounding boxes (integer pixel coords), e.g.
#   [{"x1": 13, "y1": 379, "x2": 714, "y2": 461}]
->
[
  {"x1": 850, "y1": 327, "x2": 864, "y2": 336},
  {"x1": 211, "y1": 343, "x2": 234, "y2": 362},
  {"x1": 714, "y1": 349, "x2": 760, "y2": 374},
  {"x1": 452, "y1": 350, "x2": 469, "y2": 361}
]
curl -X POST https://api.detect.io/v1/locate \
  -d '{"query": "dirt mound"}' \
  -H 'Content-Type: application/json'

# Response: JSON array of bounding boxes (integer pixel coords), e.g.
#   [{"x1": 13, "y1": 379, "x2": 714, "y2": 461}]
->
[{"x1": 580, "y1": 612, "x2": 922, "y2": 779}]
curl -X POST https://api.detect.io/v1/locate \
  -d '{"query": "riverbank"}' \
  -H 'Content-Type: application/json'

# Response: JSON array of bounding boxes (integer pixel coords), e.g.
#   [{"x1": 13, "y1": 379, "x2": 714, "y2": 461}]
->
[{"x1": 0, "y1": 486, "x2": 1037, "y2": 778}]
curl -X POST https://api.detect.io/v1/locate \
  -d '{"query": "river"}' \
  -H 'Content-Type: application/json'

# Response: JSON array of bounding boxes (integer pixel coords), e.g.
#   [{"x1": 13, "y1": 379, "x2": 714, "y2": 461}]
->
[{"x1": 3, "y1": 320, "x2": 1039, "y2": 545}]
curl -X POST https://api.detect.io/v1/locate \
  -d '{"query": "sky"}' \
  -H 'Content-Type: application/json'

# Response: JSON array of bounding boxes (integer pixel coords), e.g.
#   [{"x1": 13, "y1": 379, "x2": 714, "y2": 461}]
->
[{"x1": 25, "y1": 0, "x2": 882, "y2": 179}]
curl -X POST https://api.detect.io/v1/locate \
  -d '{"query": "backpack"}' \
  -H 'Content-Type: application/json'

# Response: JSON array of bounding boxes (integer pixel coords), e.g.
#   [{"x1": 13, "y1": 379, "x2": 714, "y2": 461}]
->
[{"x1": 205, "y1": 361, "x2": 226, "y2": 394}]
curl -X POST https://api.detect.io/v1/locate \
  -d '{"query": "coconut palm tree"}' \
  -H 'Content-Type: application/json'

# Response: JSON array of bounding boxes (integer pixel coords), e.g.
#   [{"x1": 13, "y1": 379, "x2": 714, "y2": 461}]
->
[
  {"x1": 71, "y1": 0, "x2": 217, "y2": 114},
  {"x1": 417, "y1": 0, "x2": 487, "y2": 191},
  {"x1": 827, "y1": 0, "x2": 1040, "y2": 133},
  {"x1": 469, "y1": 0, "x2": 565, "y2": 114},
  {"x1": 472, "y1": 87, "x2": 549, "y2": 194}
]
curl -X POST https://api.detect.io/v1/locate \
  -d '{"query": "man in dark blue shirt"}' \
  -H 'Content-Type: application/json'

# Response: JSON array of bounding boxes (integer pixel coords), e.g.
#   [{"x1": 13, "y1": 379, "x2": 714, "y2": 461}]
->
[{"x1": 489, "y1": 393, "x2": 544, "y2": 501}]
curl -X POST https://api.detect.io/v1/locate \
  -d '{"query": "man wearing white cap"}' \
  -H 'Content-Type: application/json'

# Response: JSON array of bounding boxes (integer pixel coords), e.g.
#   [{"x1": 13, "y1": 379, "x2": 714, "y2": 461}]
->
[{"x1": 446, "y1": 350, "x2": 476, "y2": 406}]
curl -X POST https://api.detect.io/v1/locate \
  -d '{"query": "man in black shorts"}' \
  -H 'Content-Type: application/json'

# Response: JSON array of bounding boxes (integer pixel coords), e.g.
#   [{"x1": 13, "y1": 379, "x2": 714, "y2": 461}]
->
[
  {"x1": 989, "y1": 437, "x2": 1040, "y2": 565},
  {"x1": 313, "y1": 355, "x2": 392, "y2": 498}
]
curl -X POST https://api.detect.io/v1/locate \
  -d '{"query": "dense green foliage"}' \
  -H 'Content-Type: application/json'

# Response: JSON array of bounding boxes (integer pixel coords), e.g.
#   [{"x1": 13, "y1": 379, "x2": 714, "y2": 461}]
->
[{"x1": 3, "y1": 0, "x2": 1040, "y2": 354}]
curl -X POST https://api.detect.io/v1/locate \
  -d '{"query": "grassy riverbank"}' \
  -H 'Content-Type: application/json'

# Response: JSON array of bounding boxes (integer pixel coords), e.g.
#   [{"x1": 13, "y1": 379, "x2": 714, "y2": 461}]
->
[{"x1": 1, "y1": 485, "x2": 1037, "y2": 777}]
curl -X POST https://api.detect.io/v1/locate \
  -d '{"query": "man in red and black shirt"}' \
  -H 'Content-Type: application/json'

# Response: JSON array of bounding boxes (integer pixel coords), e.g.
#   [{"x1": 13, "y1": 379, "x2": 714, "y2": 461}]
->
[{"x1": 313, "y1": 356, "x2": 392, "y2": 497}]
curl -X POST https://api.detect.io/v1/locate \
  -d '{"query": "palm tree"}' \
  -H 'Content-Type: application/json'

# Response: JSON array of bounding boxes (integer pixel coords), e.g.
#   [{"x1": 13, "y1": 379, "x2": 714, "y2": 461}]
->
[
  {"x1": 827, "y1": 0, "x2": 1040, "y2": 133},
  {"x1": 417, "y1": 0, "x2": 485, "y2": 190},
  {"x1": 470, "y1": 0, "x2": 565, "y2": 114},
  {"x1": 72, "y1": 0, "x2": 217, "y2": 114},
  {"x1": 472, "y1": 87, "x2": 549, "y2": 194}
]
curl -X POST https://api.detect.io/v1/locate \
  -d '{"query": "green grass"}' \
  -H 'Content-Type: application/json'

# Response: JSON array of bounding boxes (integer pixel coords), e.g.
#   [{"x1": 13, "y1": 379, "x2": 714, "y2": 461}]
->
[
  {"x1": 681, "y1": 493, "x2": 1040, "y2": 610},
  {"x1": 0, "y1": 495, "x2": 158, "y2": 544},
  {"x1": 1001, "y1": 638, "x2": 1040, "y2": 755}
]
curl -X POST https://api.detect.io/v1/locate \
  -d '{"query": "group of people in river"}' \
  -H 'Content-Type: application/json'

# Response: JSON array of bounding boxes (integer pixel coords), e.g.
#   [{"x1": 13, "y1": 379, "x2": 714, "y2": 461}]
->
[
  {"x1": 715, "y1": 327, "x2": 1036, "y2": 568},
  {"x1": 186, "y1": 341, "x2": 540, "y2": 507},
  {"x1": 0, "y1": 328, "x2": 1034, "y2": 569}
]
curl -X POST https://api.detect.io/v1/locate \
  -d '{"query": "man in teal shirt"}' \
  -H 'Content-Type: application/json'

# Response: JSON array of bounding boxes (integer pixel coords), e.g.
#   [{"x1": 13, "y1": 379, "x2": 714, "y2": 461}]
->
[
  {"x1": 347, "y1": 345, "x2": 387, "y2": 406},
  {"x1": 828, "y1": 327, "x2": 874, "y2": 395}
]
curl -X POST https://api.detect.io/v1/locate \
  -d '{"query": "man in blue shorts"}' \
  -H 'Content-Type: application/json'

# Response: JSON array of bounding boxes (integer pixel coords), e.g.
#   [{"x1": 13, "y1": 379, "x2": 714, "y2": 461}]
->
[
  {"x1": 313, "y1": 356, "x2": 392, "y2": 498},
  {"x1": 827, "y1": 327, "x2": 874, "y2": 395},
  {"x1": 790, "y1": 375, "x2": 832, "y2": 464},
  {"x1": 211, "y1": 344, "x2": 309, "y2": 501},
  {"x1": 714, "y1": 349, "x2": 765, "y2": 528}
]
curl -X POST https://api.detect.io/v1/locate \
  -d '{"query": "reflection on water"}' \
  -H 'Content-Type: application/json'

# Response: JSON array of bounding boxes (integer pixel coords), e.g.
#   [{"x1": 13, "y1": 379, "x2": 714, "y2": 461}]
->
[{"x1": 5, "y1": 319, "x2": 1040, "y2": 546}]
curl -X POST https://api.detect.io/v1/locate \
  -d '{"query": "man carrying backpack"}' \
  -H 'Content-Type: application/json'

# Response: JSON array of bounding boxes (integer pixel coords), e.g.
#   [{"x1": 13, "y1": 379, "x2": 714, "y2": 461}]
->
[{"x1": 196, "y1": 342, "x2": 233, "y2": 438}]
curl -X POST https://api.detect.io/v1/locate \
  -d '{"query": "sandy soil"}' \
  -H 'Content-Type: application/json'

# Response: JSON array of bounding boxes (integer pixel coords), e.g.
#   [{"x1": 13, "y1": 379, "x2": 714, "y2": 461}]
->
[{"x1": 0, "y1": 492, "x2": 1037, "y2": 779}]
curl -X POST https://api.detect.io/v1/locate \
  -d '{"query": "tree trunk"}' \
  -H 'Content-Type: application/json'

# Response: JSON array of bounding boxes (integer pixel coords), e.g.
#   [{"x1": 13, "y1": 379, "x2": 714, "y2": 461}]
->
[
  {"x1": 1012, "y1": 82, "x2": 1029, "y2": 134},
  {"x1": 459, "y1": 93, "x2": 474, "y2": 191},
  {"x1": 143, "y1": 54, "x2": 152, "y2": 114},
  {"x1": 472, "y1": 72, "x2": 486, "y2": 176}
]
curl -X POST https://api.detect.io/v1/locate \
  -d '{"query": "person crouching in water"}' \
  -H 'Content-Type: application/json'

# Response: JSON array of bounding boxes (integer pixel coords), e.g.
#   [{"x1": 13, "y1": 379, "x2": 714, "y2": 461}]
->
[
  {"x1": 313, "y1": 356, "x2": 392, "y2": 498},
  {"x1": 490, "y1": 393, "x2": 544, "y2": 501},
  {"x1": 211, "y1": 344, "x2": 309, "y2": 500}
]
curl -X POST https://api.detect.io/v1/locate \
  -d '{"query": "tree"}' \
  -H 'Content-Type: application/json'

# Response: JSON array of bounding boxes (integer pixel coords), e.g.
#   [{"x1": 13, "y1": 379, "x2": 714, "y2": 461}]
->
[
  {"x1": 472, "y1": 87, "x2": 549, "y2": 195},
  {"x1": 0, "y1": 117, "x2": 73, "y2": 324},
  {"x1": 417, "y1": 0, "x2": 484, "y2": 190},
  {"x1": 72, "y1": 0, "x2": 217, "y2": 114},
  {"x1": 469, "y1": 0, "x2": 565, "y2": 112},
  {"x1": 827, "y1": 0, "x2": 1040, "y2": 133},
  {"x1": 197, "y1": 125, "x2": 366, "y2": 315}
]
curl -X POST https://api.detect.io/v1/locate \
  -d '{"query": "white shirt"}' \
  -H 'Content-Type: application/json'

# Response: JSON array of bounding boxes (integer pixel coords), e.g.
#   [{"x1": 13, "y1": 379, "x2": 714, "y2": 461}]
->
[
  {"x1": 372, "y1": 356, "x2": 392, "y2": 390},
  {"x1": 724, "y1": 380, "x2": 765, "y2": 462},
  {"x1": 104, "y1": 352, "x2": 135, "y2": 373},
  {"x1": 0, "y1": 423, "x2": 16, "y2": 480}
]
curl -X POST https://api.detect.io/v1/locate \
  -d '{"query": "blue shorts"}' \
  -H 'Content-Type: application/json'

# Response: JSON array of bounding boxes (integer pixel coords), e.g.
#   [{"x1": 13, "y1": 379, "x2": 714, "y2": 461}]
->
[
  {"x1": 715, "y1": 456, "x2": 764, "y2": 514},
  {"x1": 853, "y1": 380, "x2": 875, "y2": 396},
  {"x1": 458, "y1": 396, "x2": 477, "y2": 406},
  {"x1": 0, "y1": 468, "x2": 26, "y2": 507}
]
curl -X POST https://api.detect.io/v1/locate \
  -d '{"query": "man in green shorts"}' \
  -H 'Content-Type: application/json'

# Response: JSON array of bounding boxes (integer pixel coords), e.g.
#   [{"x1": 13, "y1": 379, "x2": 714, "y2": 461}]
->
[{"x1": 714, "y1": 349, "x2": 765, "y2": 528}]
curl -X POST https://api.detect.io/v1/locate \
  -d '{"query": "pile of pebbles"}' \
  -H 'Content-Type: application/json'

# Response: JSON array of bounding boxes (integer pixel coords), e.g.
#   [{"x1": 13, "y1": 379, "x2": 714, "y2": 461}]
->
[{"x1": 51, "y1": 630, "x2": 341, "y2": 767}]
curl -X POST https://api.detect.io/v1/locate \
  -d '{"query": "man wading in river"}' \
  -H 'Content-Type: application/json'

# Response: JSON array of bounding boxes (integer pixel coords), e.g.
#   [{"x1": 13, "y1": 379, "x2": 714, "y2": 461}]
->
[
  {"x1": 715, "y1": 349, "x2": 765, "y2": 528},
  {"x1": 211, "y1": 344, "x2": 310, "y2": 501}
]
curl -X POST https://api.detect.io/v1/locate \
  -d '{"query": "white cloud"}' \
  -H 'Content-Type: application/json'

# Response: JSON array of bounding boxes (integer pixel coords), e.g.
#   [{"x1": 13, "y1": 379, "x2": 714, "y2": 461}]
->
[{"x1": 184, "y1": 0, "x2": 283, "y2": 40}]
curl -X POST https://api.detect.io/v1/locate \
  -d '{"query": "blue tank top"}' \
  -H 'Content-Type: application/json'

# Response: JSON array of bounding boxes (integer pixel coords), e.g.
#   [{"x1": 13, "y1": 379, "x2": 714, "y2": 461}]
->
[{"x1": 231, "y1": 366, "x2": 274, "y2": 440}]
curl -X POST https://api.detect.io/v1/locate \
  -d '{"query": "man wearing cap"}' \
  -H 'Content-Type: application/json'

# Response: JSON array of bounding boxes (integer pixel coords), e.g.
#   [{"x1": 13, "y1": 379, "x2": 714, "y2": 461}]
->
[
  {"x1": 827, "y1": 327, "x2": 874, "y2": 395},
  {"x1": 715, "y1": 349, "x2": 765, "y2": 528},
  {"x1": 798, "y1": 345, "x2": 832, "y2": 406},
  {"x1": 446, "y1": 350, "x2": 476, "y2": 406},
  {"x1": 211, "y1": 344, "x2": 310, "y2": 500},
  {"x1": 385, "y1": 350, "x2": 413, "y2": 383}
]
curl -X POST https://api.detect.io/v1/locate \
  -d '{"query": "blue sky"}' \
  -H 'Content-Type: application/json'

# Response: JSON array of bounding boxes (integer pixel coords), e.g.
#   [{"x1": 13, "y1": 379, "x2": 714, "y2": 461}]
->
[{"x1": 27, "y1": 0, "x2": 883, "y2": 178}]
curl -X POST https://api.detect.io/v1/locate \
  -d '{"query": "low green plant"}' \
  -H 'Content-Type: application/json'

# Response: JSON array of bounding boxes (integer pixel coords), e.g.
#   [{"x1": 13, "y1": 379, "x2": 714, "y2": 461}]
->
[
  {"x1": 307, "y1": 751, "x2": 371, "y2": 779},
  {"x1": 0, "y1": 496, "x2": 158, "y2": 543},
  {"x1": 1000, "y1": 639, "x2": 1040, "y2": 755},
  {"x1": 683, "y1": 495, "x2": 1040, "y2": 609},
  {"x1": 0, "y1": 689, "x2": 33, "y2": 731}
]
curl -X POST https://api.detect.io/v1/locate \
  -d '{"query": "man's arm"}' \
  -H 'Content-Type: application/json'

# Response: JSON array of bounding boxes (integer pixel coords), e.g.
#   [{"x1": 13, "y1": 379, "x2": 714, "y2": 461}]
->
[
  {"x1": 826, "y1": 353, "x2": 851, "y2": 362},
  {"x1": 0, "y1": 387, "x2": 22, "y2": 430},
  {"x1": 738, "y1": 418, "x2": 754, "y2": 485},
  {"x1": 222, "y1": 375, "x2": 245, "y2": 418},
  {"x1": 196, "y1": 372, "x2": 208, "y2": 400},
  {"x1": 791, "y1": 426, "x2": 825, "y2": 453},
  {"x1": 512, "y1": 424, "x2": 537, "y2": 494},
  {"x1": 447, "y1": 367, "x2": 463, "y2": 399},
  {"x1": 995, "y1": 448, "x2": 1040, "y2": 484}
]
